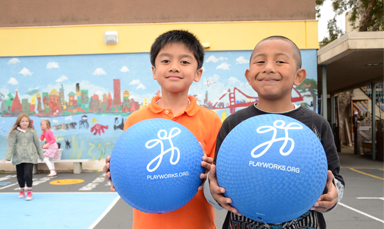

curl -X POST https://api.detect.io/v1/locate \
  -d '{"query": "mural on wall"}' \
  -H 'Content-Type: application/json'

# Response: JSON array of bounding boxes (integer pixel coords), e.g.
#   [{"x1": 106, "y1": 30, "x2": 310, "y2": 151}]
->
[{"x1": 0, "y1": 50, "x2": 318, "y2": 160}]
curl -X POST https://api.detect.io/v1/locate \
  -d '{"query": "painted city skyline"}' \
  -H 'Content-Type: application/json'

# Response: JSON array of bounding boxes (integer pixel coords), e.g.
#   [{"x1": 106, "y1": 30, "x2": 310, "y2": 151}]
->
[
  {"x1": 1, "y1": 79, "x2": 145, "y2": 116},
  {"x1": 0, "y1": 50, "x2": 318, "y2": 160},
  {"x1": 1, "y1": 50, "x2": 318, "y2": 117}
]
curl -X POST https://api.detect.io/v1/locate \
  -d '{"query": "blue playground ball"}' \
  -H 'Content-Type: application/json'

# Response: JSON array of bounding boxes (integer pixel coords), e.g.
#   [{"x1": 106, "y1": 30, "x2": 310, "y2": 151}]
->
[
  {"x1": 216, "y1": 114, "x2": 328, "y2": 223},
  {"x1": 110, "y1": 118, "x2": 204, "y2": 214}
]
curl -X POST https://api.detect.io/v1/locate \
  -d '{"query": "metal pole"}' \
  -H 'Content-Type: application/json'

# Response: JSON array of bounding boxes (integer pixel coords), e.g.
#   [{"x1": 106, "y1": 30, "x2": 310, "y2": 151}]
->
[
  {"x1": 331, "y1": 94, "x2": 335, "y2": 129},
  {"x1": 372, "y1": 83, "x2": 376, "y2": 160},
  {"x1": 322, "y1": 66, "x2": 327, "y2": 119}
]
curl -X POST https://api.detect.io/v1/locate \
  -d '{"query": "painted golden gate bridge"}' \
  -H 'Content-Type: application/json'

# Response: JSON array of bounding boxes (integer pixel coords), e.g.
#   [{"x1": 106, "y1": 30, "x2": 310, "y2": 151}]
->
[{"x1": 212, "y1": 87, "x2": 308, "y2": 114}]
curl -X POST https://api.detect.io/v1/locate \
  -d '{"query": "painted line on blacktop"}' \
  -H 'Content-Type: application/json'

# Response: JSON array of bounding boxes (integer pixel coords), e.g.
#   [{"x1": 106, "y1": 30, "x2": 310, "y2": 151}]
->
[
  {"x1": 0, "y1": 175, "x2": 15, "y2": 181},
  {"x1": 350, "y1": 168, "x2": 384, "y2": 180},
  {"x1": 357, "y1": 197, "x2": 384, "y2": 200},
  {"x1": 88, "y1": 195, "x2": 121, "y2": 229},
  {"x1": 0, "y1": 182, "x2": 19, "y2": 190},
  {"x1": 379, "y1": 169, "x2": 384, "y2": 171},
  {"x1": 339, "y1": 202, "x2": 384, "y2": 223}
]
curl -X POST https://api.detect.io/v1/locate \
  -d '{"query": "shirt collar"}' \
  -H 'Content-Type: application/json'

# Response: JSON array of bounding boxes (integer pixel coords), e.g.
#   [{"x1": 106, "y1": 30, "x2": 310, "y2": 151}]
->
[
  {"x1": 17, "y1": 127, "x2": 27, "y2": 133},
  {"x1": 253, "y1": 103, "x2": 301, "y2": 114},
  {"x1": 148, "y1": 96, "x2": 200, "y2": 116}
]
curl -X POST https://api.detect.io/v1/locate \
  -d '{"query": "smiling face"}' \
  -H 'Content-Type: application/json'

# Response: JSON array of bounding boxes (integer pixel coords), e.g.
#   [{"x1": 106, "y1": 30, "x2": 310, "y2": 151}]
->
[
  {"x1": 19, "y1": 117, "x2": 30, "y2": 130},
  {"x1": 152, "y1": 42, "x2": 202, "y2": 95},
  {"x1": 245, "y1": 39, "x2": 306, "y2": 102}
]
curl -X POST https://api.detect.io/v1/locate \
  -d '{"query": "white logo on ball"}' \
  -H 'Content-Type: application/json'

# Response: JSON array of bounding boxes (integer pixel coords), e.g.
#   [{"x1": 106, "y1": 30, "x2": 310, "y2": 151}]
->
[
  {"x1": 146, "y1": 127, "x2": 181, "y2": 172},
  {"x1": 251, "y1": 120, "x2": 303, "y2": 158}
]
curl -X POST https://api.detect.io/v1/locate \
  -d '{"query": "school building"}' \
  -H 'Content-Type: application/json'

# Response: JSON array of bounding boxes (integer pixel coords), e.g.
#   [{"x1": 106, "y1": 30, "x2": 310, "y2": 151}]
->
[{"x1": 4, "y1": 0, "x2": 368, "y2": 172}]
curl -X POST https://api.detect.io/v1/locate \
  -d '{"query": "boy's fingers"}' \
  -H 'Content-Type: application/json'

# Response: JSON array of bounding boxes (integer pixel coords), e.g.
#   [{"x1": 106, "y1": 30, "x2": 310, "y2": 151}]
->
[
  {"x1": 201, "y1": 161, "x2": 211, "y2": 171},
  {"x1": 210, "y1": 164, "x2": 217, "y2": 175},
  {"x1": 200, "y1": 156, "x2": 213, "y2": 188},
  {"x1": 222, "y1": 204, "x2": 241, "y2": 216},
  {"x1": 104, "y1": 171, "x2": 111, "y2": 180},
  {"x1": 202, "y1": 155, "x2": 213, "y2": 164},
  {"x1": 103, "y1": 163, "x2": 110, "y2": 174},
  {"x1": 212, "y1": 195, "x2": 240, "y2": 215},
  {"x1": 310, "y1": 200, "x2": 333, "y2": 212},
  {"x1": 316, "y1": 195, "x2": 337, "y2": 208},
  {"x1": 110, "y1": 181, "x2": 116, "y2": 192},
  {"x1": 209, "y1": 164, "x2": 240, "y2": 215},
  {"x1": 209, "y1": 165, "x2": 222, "y2": 193},
  {"x1": 326, "y1": 170, "x2": 333, "y2": 187},
  {"x1": 311, "y1": 189, "x2": 338, "y2": 212},
  {"x1": 310, "y1": 206, "x2": 327, "y2": 212}
]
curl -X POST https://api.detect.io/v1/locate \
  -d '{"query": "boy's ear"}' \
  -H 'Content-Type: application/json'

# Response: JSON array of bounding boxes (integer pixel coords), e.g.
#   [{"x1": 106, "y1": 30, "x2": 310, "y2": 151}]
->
[
  {"x1": 244, "y1": 69, "x2": 251, "y2": 84},
  {"x1": 293, "y1": 68, "x2": 307, "y2": 86},
  {"x1": 193, "y1": 68, "x2": 203, "y2": 82},
  {"x1": 152, "y1": 66, "x2": 157, "y2": 80}
]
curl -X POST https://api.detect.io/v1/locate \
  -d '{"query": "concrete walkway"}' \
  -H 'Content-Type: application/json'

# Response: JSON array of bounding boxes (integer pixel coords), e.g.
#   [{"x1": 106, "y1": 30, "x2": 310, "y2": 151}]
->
[{"x1": 338, "y1": 145, "x2": 383, "y2": 169}]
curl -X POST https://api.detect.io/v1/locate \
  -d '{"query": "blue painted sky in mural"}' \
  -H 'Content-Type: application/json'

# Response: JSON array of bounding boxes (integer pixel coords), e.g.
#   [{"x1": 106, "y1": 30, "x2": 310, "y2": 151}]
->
[{"x1": 0, "y1": 50, "x2": 317, "y2": 107}]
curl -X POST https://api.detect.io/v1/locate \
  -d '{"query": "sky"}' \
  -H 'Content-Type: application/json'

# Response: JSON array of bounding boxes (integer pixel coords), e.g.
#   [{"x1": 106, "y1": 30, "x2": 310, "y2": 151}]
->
[{"x1": 317, "y1": 0, "x2": 348, "y2": 41}]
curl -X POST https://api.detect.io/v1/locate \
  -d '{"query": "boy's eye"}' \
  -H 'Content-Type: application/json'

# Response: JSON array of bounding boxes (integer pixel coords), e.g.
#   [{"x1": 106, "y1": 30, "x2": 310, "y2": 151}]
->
[
  {"x1": 277, "y1": 61, "x2": 286, "y2": 64},
  {"x1": 256, "y1": 61, "x2": 264, "y2": 64},
  {"x1": 161, "y1": 60, "x2": 170, "y2": 63},
  {"x1": 181, "y1": 61, "x2": 190, "y2": 64}
]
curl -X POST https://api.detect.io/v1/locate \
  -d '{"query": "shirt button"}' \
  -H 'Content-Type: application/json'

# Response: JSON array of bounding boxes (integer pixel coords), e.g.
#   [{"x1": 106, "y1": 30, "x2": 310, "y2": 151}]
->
[{"x1": 165, "y1": 110, "x2": 169, "y2": 114}]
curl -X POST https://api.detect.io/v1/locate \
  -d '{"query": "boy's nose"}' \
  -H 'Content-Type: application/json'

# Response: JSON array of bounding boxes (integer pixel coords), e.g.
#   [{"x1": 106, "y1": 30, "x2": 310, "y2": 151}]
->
[
  {"x1": 263, "y1": 63, "x2": 276, "y2": 74},
  {"x1": 169, "y1": 65, "x2": 180, "y2": 72}
]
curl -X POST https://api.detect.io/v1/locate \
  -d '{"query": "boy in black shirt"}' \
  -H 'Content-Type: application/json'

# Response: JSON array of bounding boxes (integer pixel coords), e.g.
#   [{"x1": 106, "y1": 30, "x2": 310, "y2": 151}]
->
[{"x1": 204, "y1": 36, "x2": 345, "y2": 229}]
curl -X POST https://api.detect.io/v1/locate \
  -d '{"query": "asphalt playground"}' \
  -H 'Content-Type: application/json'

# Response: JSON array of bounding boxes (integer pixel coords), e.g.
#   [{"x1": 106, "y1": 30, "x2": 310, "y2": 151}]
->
[{"x1": 0, "y1": 147, "x2": 383, "y2": 229}]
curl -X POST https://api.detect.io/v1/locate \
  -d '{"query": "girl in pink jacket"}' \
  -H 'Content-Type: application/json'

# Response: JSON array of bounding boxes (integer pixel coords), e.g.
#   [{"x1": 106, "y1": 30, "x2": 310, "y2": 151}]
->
[{"x1": 40, "y1": 120, "x2": 59, "y2": 176}]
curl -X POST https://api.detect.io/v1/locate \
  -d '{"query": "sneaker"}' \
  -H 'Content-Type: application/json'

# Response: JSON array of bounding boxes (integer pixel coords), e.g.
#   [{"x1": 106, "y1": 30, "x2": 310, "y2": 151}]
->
[
  {"x1": 18, "y1": 190, "x2": 25, "y2": 198},
  {"x1": 47, "y1": 171, "x2": 57, "y2": 177},
  {"x1": 26, "y1": 191, "x2": 33, "y2": 201}
]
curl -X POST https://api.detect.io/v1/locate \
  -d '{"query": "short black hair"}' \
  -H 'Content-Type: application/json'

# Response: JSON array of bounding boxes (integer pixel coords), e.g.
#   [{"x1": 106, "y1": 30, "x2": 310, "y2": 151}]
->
[
  {"x1": 250, "y1": 36, "x2": 302, "y2": 70},
  {"x1": 150, "y1": 30, "x2": 205, "y2": 70}
]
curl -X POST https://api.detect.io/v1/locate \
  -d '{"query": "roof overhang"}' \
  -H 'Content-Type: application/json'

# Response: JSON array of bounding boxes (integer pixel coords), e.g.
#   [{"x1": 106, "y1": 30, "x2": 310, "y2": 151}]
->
[{"x1": 317, "y1": 31, "x2": 384, "y2": 95}]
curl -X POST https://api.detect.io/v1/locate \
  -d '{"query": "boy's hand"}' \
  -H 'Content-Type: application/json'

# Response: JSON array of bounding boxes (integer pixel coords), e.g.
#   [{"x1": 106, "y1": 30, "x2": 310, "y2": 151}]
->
[
  {"x1": 198, "y1": 142, "x2": 212, "y2": 190},
  {"x1": 311, "y1": 170, "x2": 338, "y2": 212},
  {"x1": 103, "y1": 156, "x2": 116, "y2": 192},
  {"x1": 1, "y1": 159, "x2": 6, "y2": 163},
  {"x1": 209, "y1": 164, "x2": 241, "y2": 216}
]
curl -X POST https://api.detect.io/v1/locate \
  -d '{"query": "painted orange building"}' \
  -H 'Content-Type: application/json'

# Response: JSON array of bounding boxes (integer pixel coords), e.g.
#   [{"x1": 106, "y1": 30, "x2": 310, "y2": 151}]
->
[{"x1": 48, "y1": 89, "x2": 61, "y2": 114}]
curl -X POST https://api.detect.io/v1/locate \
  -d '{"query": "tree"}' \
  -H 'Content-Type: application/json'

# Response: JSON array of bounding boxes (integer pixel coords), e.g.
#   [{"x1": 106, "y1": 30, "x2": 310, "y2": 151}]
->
[{"x1": 316, "y1": 0, "x2": 384, "y2": 46}]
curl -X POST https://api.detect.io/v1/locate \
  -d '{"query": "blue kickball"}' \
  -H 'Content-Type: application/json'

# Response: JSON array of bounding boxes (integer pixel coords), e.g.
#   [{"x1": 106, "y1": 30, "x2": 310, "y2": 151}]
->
[
  {"x1": 216, "y1": 114, "x2": 328, "y2": 223},
  {"x1": 110, "y1": 118, "x2": 204, "y2": 214}
]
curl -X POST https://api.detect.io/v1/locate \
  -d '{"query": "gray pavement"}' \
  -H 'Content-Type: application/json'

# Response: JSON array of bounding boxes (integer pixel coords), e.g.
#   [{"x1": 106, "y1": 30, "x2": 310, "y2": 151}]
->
[
  {"x1": 0, "y1": 145, "x2": 383, "y2": 228},
  {"x1": 338, "y1": 145, "x2": 384, "y2": 169},
  {"x1": 324, "y1": 146, "x2": 384, "y2": 229},
  {"x1": 95, "y1": 146, "x2": 384, "y2": 229}
]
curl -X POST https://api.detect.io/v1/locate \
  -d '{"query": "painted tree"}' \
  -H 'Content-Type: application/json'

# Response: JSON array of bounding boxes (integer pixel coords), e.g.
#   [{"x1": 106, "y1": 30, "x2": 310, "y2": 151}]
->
[
  {"x1": 296, "y1": 78, "x2": 318, "y2": 112},
  {"x1": 316, "y1": 0, "x2": 384, "y2": 46}
]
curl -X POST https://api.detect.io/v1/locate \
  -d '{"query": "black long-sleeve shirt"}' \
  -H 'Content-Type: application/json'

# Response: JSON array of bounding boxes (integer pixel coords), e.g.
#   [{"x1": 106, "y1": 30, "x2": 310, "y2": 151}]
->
[{"x1": 213, "y1": 104, "x2": 345, "y2": 229}]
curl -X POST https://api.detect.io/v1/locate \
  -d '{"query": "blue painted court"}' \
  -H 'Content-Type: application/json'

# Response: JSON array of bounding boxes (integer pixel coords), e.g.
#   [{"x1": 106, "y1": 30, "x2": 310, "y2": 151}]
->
[{"x1": 0, "y1": 192, "x2": 119, "y2": 229}]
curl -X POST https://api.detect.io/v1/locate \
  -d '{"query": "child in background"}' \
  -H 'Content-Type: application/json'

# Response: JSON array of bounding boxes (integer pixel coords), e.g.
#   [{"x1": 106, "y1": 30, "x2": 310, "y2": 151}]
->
[
  {"x1": 104, "y1": 30, "x2": 222, "y2": 228},
  {"x1": 40, "y1": 120, "x2": 59, "y2": 177},
  {"x1": 1, "y1": 113, "x2": 44, "y2": 201},
  {"x1": 204, "y1": 36, "x2": 345, "y2": 229}
]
